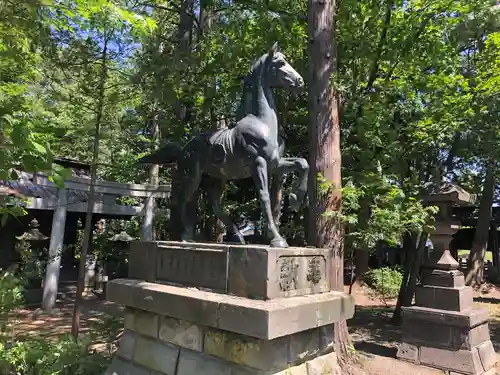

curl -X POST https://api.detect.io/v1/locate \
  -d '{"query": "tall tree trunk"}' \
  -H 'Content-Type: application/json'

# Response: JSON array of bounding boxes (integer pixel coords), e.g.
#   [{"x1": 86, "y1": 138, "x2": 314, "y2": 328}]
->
[
  {"x1": 175, "y1": 0, "x2": 193, "y2": 125},
  {"x1": 466, "y1": 165, "x2": 496, "y2": 287},
  {"x1": 198, "y1": 0, "x2": 219, "y2": 242},
  {"x1": 72, "y1": 29, "x2": 108, "y2": 339},
  {"x1": 169, "y1": 0, "x2": 194, "y2": 240},
  {"x1": 307, "y1": 0, "x2": 353, "y2": 362},
  {"x1": 198, "y1": 0, "x2": 214, "y2": 39}
]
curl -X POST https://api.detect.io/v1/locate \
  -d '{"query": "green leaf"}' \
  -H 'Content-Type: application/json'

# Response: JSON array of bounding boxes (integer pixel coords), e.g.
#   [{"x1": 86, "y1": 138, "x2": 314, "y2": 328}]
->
[{"x1": 31, "y1": 141, "x2": 46, "y2": 154}]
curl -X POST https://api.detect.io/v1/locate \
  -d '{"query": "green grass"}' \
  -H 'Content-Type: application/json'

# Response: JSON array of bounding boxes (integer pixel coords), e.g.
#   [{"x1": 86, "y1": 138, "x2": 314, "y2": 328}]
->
[{"x1": 457, "y1": 249, "x2": 493, "y2": 262}]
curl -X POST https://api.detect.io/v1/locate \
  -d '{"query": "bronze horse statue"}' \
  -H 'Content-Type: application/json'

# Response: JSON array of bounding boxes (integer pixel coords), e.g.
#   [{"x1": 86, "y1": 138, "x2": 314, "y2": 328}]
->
[{"x1": 140, "y1": 43, "x2": 309, "y2": 248}]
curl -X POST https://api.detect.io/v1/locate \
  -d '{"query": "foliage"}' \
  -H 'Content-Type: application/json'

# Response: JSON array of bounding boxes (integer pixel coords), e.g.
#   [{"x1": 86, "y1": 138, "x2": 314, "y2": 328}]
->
[
  {"x1": 319, "y1": 173, "x2": 438, "y2": 250},
  {"x1": 0, "y1": 269, "x2": 24, "y2": 329},
  {"x1": 365, "y1": 267, "x2": 404, "y2": 300},
  {"x1": 0, "y1": 335, "x2": 110, "y2": 375}
]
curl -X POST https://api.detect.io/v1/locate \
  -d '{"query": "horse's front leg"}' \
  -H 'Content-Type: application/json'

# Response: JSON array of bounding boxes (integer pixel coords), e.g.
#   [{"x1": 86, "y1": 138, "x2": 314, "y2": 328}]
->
[
  {"x1": 274, "y1": 157, "x2": 309, "y2": 212},
  {"x1": 253, "y1": 156, "x2": 288, "y2": 248}
]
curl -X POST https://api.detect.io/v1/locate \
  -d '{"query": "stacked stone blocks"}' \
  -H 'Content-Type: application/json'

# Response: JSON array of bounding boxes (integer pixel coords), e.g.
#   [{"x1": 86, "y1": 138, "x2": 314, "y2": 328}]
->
[
  {"x1": 397, "y1": 253, "x2": 497, "y2": 375},
  {"x1": 104, "y1": 241, "x2": 355, "y2": 375}
]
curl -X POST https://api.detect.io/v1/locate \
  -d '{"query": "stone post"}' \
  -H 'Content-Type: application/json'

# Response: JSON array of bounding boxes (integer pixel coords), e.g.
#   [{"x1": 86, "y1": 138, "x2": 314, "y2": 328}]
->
[
  {"x1": 397, "y1": 183, "x2": 498, "y2": 375},
  {"x1": 141, "y1": 195, "x2": 155, "y2": 241},
  {"x1": 103, "y1": 241, "x2": 355, "y2": 375},
  {"x1": 42, "y1": 187, "x2": 67, "y2": 311}
]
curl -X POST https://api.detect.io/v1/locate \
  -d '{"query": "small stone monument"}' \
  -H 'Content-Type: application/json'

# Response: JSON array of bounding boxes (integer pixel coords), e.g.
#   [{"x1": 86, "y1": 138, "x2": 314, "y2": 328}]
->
[
  {"x1": 103, "y1": 241, "x2": 354, "y2": 375},
  {"x1": 397, "y1": 183, "x2": 498, "y2": 375}
]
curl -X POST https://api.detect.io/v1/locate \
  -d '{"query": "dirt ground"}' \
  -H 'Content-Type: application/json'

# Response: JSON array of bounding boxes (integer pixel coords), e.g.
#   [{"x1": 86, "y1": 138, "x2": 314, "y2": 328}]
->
[{"x1": 6, "y1": 285, "x2": 500, "y2": 375}]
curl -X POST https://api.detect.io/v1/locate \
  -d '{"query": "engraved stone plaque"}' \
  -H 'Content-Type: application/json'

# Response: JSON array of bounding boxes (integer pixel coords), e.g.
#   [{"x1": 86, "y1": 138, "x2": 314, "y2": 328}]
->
[
  {"x1": 227, "y1": 245, "x2": 330, "y2": 300},
  {"x1": 275, "y1": 255, "x2": 327, "y2": 298},
  {"x1": 155, "y1": 247, "x2": 228, "y2": 291}
]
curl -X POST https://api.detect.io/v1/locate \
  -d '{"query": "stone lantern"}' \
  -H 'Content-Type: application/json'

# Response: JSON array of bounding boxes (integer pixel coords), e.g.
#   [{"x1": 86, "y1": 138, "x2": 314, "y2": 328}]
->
[
  {"x1": 397, "y1": 183, "x2": 498, "y2": 375},
  {"x1": 95, "y1": 230, "x2": 135, "y2": 297},
  {"x1": 15, "y1": 218, "x2": 49, "y2": 305}
]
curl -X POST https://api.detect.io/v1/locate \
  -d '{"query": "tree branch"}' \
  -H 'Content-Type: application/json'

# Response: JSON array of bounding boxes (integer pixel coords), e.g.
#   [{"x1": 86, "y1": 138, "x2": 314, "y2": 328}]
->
[{"x1": 140, "y1": 1, "x2": 199, "y2": 28}]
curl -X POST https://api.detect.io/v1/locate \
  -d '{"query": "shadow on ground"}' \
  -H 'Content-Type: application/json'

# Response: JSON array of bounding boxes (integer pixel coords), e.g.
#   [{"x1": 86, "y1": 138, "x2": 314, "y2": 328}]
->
[{"x1": 349, "y1": 305, "x2": 401, "y2": 359}]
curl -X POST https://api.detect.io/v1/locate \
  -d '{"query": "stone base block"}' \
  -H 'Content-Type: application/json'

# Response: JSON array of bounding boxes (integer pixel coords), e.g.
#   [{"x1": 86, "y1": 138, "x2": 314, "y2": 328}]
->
[
  {"x1": 105, "y1": 309, "x2": 342, "y2": 375},
  {"x1": 401, "y1": 306, "x2": 491, "y2": 350},
  {"x1": 399, "y1": 306, "x2": 497, "y2": 374},
  {"x1": 105, "y1": 352, "x2": 340, "y2": 375},
  {"x1": 415, "y1": 285, "x2": 473, "y2": 311},
  {"x1": 128, "y1": 241, "x2": 331, "y2": 300},
  {"x1": 397, "y1": 341, "x2": 498, "y2": 375},
  {"x1": 107, "y1": 279, "x2": 354, "y2": 340}
]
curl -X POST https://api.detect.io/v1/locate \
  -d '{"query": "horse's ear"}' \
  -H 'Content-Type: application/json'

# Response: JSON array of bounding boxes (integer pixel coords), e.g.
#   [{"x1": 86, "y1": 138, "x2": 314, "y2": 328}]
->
[
  {"x1": 271, "y1": 42, "x2": 279, "y2": 53},
  {"x1": 268, "y1": 42, "x2": 279, "y2": 58}
]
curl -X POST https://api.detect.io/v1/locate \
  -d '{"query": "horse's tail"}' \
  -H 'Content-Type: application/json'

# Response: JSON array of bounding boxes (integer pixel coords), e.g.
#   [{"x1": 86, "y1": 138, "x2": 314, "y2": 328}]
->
[{"x1": 138, "y1": 142, "x2": 183, "y2": 165}]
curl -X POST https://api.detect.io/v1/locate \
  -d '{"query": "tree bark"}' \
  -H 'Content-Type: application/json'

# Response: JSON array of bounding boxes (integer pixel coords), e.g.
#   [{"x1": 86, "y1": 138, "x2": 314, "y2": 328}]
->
[
  {"x1": 391, "y1": 232, "x2": 416, "y2": 325},
  {"x1": 466, "y1": 165, "x2": 496, "y2": 287},
  {"x1": 354, "y1": 247, "x2": 370, "y2": 285},
  {"x1": 198, "y1": 0, "x2": 214, "y2": 40},
  {"x1": 307, "y1": 0, "x2": 353, "y2": 362},
  {"x1": 404, "y1": 232, "x2": 428, "y2": 305},
  {"x1": 169, "y1": 0, "x2": 195, "y2": 240},
  {"x1": 72, "y1": 29, "x2": 108, "y2": 339}
]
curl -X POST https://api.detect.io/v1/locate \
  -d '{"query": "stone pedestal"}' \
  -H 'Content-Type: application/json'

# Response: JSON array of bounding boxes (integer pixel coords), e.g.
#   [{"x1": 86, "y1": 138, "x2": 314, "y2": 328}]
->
[
  {"x1": 397, "y1": 251, "x2": 498, "y2": 374},
  {"x1": 104, "y1": 241, "x2": 355, "y2": 375}
]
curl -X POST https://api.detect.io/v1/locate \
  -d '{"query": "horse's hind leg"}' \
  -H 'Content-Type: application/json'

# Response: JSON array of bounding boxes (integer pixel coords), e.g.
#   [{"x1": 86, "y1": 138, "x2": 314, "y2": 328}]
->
[
  {"x1": 179, "y1": 161, "x2": 202, "y2": 242},
  {"x1": 206, "y1": 177, "x2": 245, "y2": 244}
]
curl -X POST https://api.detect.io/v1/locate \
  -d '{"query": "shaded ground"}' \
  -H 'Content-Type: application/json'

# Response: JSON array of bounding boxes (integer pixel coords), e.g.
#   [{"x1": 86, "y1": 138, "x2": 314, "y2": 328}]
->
[{"x1": 6, "y1": 284, "x2": 500, "y2": 375}]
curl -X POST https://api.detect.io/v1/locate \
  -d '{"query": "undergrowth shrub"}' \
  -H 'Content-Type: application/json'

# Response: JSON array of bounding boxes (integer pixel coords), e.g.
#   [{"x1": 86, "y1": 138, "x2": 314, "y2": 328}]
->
[
  {"x1": 0, "y1": 335, "x2": 109, "y2": 375},
  {"x1": 366, "y1": 267, "x2": 403, "y2": 300},
  {"x1": 0, "y1": 269, "x2": 24, "y2": 328},
  {"x1": 0, "y1": 268, "x2": 116, "y2": 375}
]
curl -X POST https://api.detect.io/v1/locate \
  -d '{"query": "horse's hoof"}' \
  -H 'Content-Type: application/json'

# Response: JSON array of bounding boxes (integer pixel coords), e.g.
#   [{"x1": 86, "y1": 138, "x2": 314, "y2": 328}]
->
[{"x1": 270, "y1": 237, "x2": 289, "y2": 248}]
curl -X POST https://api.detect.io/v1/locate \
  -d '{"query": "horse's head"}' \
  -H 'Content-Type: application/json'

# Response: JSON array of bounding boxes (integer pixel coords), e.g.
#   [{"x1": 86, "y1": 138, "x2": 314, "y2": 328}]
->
[{"x1": 264, "y1": 42, "x2": 304, "y2": 90}]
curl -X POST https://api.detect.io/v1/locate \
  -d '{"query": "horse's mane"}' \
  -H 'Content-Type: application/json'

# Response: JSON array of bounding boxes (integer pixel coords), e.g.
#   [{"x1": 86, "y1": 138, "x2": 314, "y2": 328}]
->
[{"x1": 243, "y1": 53, "x2": 268, "y2": 86}]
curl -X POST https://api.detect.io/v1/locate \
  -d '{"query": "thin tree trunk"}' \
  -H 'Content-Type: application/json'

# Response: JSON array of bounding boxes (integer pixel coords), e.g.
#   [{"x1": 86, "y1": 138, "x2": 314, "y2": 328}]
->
[
  {"x1": 466, "y1": 165, "x2": 495, "y2": 286},
  {"x1": 492, "y1": 223, "x2": 500, "y2": 277},
  {"x1": 354, "y1": 248, "x2": 369, "y2": 285},
  {"x1": 71, "y1": 29, "x2": 108, "y2": 339},
  {"x1": 392, "y1": 232, "x2": 416, "y2": 325},
  {"x1": 307, "y1": 0, "x2": 353, "y2": 362},
  {"x1": 404, "y1": 232, "x2": 428, "y2": 305}
]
